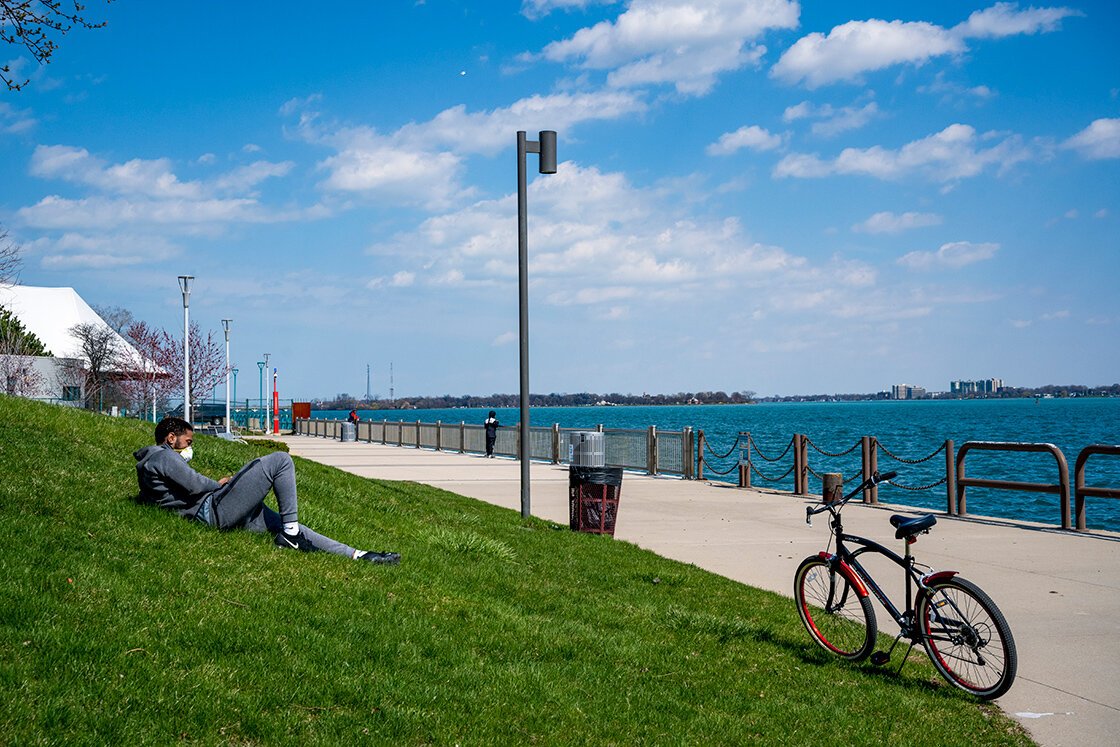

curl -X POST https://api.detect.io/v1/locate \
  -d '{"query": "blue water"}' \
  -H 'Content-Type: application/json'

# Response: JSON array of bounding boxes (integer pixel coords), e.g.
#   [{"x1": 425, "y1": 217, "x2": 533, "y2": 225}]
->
[{"x1": 314, "y1": 399, "x2": 1120, "y2": 531}]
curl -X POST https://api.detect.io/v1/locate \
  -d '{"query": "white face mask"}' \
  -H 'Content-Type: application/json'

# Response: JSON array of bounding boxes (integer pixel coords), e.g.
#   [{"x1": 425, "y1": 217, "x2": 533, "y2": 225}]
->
[{"x1": 177, "y1": 446, "x2": 194, "y2": 462}]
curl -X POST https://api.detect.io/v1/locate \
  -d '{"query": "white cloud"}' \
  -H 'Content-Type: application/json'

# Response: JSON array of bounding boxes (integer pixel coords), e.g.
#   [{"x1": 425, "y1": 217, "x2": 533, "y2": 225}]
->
[
  {"x1": 1062, "y1": 118, "x2": 1120, "y2": 160},
  {"x1": 491, "y1": 331, "x2": 516, "y2": 346},
  {"x1": 0, "y1": 101, "x2": 37, "y2": 134},
  {"x1": 25, "y1": 232, "x2": 182, "y2": 269},
  {"x1": 772, "y1": 4, "x2": 1078, "y2": 88},
  {"x1": 706, "y1": 125, "x2": 781, "y2": 156},
  {"x1": 772, "y1": 19, "x2": 963, "y2": 88},
  {"x1": 16, "y1": 195, "x2": 270, "y2": 230},
  {"x1": 391, "y1": 271, "x2": 416, "y2": 287},
  {"x1": 954, "y1": 2, "x2": 1081, "y2": 39},
  {"x1": 521, "y1": 0, "x2": 612, "y2": 19},
  {"x1": 1095, "y1": 208, "x2": 1109, "y2": 219},
  {"x1": 782, "y1": 100, "x2": 880, "y2": 137},
  {"x1": 853, "y1": 211, "x2": 943, "y2": 234},
  {"x1": 538, "y1": 0, "x2": 799, "y2": 95},
  {"x1": 30, "y1": 145, "x2": 205, "y2": 199},
  {"x1": 897, "y1": 240, "x2": 999, "y2": 270},
  {"x1": 774, "y1": 124, "x2": 1034, "y2": 182}
]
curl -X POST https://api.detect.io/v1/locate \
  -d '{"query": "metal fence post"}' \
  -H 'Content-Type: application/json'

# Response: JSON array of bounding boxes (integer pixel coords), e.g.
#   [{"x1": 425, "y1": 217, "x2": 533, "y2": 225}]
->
[
  {"x1": 552, "y1": 423, "x2": 560, "y2": 464},
  {"x1": 683, "y1": 427, "x2": 693, "y2": 480},
  {"x1": 648, "y1": 425, "x2": 657, "y2": 475},
  {"x1": 793, "y1": 434, "x2": 803, "y2": 495},
  {"x1": 945, "y1": 439, "x2": 956, "y2": 515},
  {"x1": 697, "y1": 430, "x2": 706, "y2": 481},
  {"x1": 460, "y1": 421, "x2": 465, "y2": 453},
  {"x1": 436, "y1": 420, "x2": 442, "y2": 451},
  {"x1": 415, "y1": 420, "x2": 421, "y2": 448},
  {"x1": 861, "y1": 436, "x2": 872, "y2": 503},
  {"x1": 869, "y1": 437, "x2": 879, "y2": 504},
  {"x1": 738, "y1": 431, "x2": 750, "y2": 488}
]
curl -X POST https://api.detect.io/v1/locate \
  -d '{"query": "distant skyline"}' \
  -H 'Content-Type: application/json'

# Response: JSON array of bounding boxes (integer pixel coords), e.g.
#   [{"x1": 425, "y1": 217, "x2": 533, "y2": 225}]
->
[{"x1": 1, "y1": 1, "x2": 1117, "y2": 399}]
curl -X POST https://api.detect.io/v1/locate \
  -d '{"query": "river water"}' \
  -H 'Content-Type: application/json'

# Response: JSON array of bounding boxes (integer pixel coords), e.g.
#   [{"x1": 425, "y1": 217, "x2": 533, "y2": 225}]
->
[{"x1": 315, "y1": 398, "x2": 1120, "y2": 531}]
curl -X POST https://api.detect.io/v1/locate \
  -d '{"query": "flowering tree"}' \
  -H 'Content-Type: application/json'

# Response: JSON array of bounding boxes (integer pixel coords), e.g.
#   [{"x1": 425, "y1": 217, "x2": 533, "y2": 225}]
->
[
  {"x1": 115, "y1": 321, "x2": 176, "y2": 421},
  {"x1": 161, "y1": 321, "x2": 227, "y2": 418},
  {"x1": 0, "y1": 304, "x2": 49, "y2": 396}
]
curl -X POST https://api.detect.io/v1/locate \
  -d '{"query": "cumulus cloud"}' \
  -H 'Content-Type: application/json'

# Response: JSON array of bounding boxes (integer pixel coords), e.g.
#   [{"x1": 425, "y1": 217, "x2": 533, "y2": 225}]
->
[
  {"x1": 782, "y1": 100, "x2": 879, "y2": 137},
  {"x1": 706, "y1": 125, "x2": 781, "y2": 155},
  {"x1": 853, "y1": 211, "x2": 943, "y2": 234},
  {"x1": 1062, "y1": 118, "x2": 1120, "y2": 160},
  {"x1": 0, "y1": 101, "x2": 37, "y2": 134},
  {"x1": 772, "y1": 19, "x2": 963, "y2": 88},
  {"x1": 772, "y1": 3, "x2": 1078, "y2": 88},
  {"x1": 24, "y1": 232, "x2": 182, "y2": 269},
  {"x1": 521, "y1": 0, "x2": 612, "y2": 19},
  {"x1": 773, "y1": 124, "x2": 1034, "y2": 182},
  {"x1": 897, "y1": 241, "x2": 999, "y2": 269},
  {"x1": 954, "y1": 2, "x2": 1081, "y2": 39},
  {"x1": 538, "y1": 0, "x2": 799, "y2": 95}
]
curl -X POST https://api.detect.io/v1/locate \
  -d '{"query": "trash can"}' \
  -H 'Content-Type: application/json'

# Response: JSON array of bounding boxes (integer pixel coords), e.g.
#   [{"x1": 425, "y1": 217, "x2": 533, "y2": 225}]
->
[
  {"x1": 340, "y1": 422, "x2": 356, "y2": 442},
  {"x1": 569, "y1": 466, "x2": 623, "y2": 536},
  {"x1": 569, "y1": 431, "x2": 605, "y2": 467}
]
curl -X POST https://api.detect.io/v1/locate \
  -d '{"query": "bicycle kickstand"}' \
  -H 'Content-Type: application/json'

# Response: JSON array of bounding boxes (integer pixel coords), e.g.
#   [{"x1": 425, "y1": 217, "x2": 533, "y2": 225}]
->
[{"x1": 874, "y1": 633, "x2": 917, "y2": 675}]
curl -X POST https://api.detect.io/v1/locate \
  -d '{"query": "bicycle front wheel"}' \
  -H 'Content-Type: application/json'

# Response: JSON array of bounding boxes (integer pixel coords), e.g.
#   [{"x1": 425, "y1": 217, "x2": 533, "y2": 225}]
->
[
  {"x1": 918, "y1": 576, "x2": 1017, "y2": 699},
  {"x1": 794, "y1": 556, "x2": 876, "y2": 661}
]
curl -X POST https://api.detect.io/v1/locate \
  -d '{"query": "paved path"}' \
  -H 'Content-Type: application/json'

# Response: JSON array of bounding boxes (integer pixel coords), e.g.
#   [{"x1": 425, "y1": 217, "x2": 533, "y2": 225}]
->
[{"x1": 278, "y1": 435, "x2": 1120, "y2": 747}]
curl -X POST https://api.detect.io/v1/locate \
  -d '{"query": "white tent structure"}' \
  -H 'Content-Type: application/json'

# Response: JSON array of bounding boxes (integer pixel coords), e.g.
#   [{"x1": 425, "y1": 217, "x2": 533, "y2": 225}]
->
[{"x1": 0, "y1": 285, "x2": 160, "y2": 410}]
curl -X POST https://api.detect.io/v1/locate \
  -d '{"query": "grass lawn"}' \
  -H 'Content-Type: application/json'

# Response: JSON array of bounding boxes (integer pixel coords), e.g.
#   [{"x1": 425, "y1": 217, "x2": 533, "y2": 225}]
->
[{"x1": 0, "y1": 395, "x2": 1033, "y2": 745}]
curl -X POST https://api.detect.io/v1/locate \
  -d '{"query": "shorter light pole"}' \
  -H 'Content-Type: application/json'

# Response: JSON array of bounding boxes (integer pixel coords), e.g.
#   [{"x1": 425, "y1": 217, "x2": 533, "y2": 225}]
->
[
  {"x1": 263, "y1": 352, "x2": 271, "y2": 432},
  {"x1": 222, "y1": 319, "x2": 232, "y2": 434},
  {"x1": 177, "y1": 275, "x2": 193, "y2": 422},
  {"x1": 232, "y1": 367, "x2": 239, "y2": 428}
]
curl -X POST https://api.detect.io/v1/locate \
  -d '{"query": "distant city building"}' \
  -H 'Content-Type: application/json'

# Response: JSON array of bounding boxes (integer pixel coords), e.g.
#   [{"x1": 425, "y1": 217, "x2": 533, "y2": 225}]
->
[
  {"x1": 891, "y1": 384, "x2": 927, "y2": 400},
  {"x1": 950, "y1": 378, "x2": 1004, "y2": 396}
]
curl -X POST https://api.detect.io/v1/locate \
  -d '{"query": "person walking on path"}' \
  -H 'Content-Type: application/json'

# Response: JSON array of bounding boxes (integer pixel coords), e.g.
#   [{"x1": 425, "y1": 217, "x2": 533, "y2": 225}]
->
[
  {"x1": 484, "y1": 411, "x2": 500, "y2": 458},
  {"x1": 134, "y1": 416, "x2": 399, "y2": 564}
]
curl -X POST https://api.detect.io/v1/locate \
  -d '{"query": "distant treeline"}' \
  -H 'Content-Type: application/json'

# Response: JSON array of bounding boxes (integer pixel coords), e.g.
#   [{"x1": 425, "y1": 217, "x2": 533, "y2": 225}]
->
[
  {"x1": 313, "y1": 390, "x2": 758, "y2": 410},
  {"x1": 312, "y1": 383, "x2": 1120, "y2": 411}
]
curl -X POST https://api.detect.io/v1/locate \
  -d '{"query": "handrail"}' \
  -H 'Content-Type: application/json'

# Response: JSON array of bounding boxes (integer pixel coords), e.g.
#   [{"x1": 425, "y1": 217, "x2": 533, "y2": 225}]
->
[
  {"x1": 1073, "y1": 444, "x2": 1120, "y2": 531},
  {"x1": 956, "y1": 441, "x2": 1071, "y2": 529}
]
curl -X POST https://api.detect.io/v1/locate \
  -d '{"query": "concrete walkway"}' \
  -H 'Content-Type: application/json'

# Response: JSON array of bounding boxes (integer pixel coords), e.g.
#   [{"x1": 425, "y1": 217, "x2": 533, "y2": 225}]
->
[{"x1": 278, "y1": 435, "x2": 1120, "y2": 747}]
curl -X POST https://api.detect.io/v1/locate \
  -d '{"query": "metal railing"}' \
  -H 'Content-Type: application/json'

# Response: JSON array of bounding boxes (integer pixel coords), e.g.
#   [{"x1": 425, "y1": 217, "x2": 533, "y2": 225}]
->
[
  {"x1": 294, "y1": 418, "x2": 695, "y2": 478},
  {"x1": 1074, "y1": 445, "x2": 1120, "y2": 531},
  {"x1": 956, "y1": 441, "x2": 1071, "y2": 529}
]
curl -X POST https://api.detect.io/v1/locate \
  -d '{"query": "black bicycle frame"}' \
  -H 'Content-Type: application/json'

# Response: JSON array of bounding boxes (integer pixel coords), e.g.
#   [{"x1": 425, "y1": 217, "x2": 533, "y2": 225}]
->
[{"x1": 835, "y1": 531, "x2": 923, "y2": 634}]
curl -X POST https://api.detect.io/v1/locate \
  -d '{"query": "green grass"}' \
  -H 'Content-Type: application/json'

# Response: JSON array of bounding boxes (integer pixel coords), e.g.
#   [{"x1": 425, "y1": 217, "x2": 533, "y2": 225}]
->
[{"x1": 0, "y1": 395, "x2": 1033, "y2": 745}]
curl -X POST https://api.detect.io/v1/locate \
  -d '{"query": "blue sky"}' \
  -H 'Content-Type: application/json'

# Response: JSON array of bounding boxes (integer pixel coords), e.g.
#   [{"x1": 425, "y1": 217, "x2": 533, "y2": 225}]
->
[{"x1": 1, "y1": 1, "x2": 1117, "y2": 399}]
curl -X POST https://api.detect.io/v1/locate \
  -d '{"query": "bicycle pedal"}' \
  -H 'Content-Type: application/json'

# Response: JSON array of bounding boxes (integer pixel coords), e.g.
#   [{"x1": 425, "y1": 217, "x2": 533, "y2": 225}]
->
[{"x1": 870, "y1": 651, "x2": 891, "y2": 667}]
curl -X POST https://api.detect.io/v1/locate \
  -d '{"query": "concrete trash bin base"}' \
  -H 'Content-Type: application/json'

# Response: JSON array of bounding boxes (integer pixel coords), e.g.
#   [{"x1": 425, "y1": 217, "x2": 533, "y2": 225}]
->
[
  {"x1": 340, "y1": 422, "x2": 356, "y2": 442},
  {"x1": 569, "y1": 466, "x2": 623, "y2": 536}
]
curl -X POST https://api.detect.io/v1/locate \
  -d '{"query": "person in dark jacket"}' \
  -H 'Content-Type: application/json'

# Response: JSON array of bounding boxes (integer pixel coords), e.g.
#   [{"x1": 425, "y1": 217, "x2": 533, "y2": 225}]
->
[
  {"x1": 134, "y1": 416, "x2": 399, "y2": 564},
  {"x1": 347, "y1": 409, "x2": 359, "y2": 425},
  {"x1": 483, "y1": 411, "x2": 499, "y2": 458}
]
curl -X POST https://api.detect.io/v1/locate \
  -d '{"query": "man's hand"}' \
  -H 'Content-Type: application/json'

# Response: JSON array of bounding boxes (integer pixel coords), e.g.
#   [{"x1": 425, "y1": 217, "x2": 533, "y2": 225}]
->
[{"x1": 218, "y1": 476, "x2": 231, "y2": 486}]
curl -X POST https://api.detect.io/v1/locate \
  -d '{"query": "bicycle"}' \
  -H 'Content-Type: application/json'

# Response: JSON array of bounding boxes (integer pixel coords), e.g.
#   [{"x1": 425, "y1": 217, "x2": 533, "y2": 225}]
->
[{"x1": 794, "y1": 470, "x2": 1017, "y2": 699}]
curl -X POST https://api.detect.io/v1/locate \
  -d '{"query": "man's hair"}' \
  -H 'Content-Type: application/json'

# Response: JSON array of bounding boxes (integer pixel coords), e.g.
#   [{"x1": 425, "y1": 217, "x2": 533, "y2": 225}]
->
[{"x1": 155, "y1": 416, "x2": 192, "y2": 444}]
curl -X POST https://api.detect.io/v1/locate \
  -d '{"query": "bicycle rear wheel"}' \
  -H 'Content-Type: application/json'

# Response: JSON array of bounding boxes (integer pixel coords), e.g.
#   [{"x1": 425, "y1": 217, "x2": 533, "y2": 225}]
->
[
  {"x1": 918, "y1": 576, "x2": 1017, "y2": 699},
  {"x1": 794, "y1": 556, "x2": 876, "y2": 661}
]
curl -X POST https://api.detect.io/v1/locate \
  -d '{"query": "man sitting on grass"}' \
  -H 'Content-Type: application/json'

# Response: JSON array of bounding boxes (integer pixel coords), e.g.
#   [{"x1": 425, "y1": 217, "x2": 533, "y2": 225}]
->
[{"x1": 134, "y1": 416, "x2": 400, "y2": 564}]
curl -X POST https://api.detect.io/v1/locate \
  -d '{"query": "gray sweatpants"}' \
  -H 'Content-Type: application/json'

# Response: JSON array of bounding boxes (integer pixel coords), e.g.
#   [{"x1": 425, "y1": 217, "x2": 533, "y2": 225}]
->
[{"x1": 209, "y1": 452, "x2": 356, "y2": 558}]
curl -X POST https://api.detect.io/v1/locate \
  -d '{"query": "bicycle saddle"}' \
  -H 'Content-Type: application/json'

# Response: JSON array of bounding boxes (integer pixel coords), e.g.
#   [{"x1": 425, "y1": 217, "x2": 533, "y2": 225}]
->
[{"x1": 889, "y1": 513, "x2": 937, "y2": 539}]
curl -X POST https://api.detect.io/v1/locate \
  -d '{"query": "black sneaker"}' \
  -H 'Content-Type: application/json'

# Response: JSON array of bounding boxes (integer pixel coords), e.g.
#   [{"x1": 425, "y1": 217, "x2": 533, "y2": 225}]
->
[
  {"x1": 274, "y1": 530, "x2": 318, "y2": 552},
  {"x1": 358, "y1": 550, "x2": 400, "y2": 565}
]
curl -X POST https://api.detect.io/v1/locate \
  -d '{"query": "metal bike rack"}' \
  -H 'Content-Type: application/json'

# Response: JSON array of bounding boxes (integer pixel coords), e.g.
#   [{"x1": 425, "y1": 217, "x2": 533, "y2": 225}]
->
[
  {"x1": 1073, "y1": 444, "x2": 1120, "y2": 531},
  {"x1": 956, "y1": 441, "x2": 1071, "y2": 529}
]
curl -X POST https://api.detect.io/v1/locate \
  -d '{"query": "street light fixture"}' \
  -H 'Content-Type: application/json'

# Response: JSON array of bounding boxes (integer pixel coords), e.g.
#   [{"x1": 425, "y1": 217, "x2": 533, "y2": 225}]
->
[
  {"x1": 516, "y1": 130, "x2": 557, "y2": 520},
  {"x1": 177, "y1": 275, "x2": 193, "y2": 423},
  {"x1": 222, "y1": 319, "x2": 232, "y2": 434}
]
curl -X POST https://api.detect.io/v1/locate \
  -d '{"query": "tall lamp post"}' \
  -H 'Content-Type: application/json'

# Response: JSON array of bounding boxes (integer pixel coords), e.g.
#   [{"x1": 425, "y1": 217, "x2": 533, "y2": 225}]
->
[
  {"x1": 177, "y1": 275, "x2": 193, "y2": 423},
  {"x1": 263, "y1": 352, "x2": 271, "y2": 433},
  {"x1": 222, "y1": 319, "x2": 232, "y2": 434},
  {"x1": 516, "y1": 130, "x2": 557, "y2": 520},
  {"x1": 256, "y1": 361, "x2": 265, "y2": 430}
]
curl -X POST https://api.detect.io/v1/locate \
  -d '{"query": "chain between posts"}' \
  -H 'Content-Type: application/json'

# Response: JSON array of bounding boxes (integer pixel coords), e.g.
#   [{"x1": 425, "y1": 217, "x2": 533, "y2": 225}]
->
[
  {"x1": 704, "y1": 460, "x2": 742, "y2": 476},
  {"x1": 749, "y1": 434, "x2": 795, "y2": 462},
  {"x1": 806, "y1": 465, "x2": 864, "y2": 485},
  {"x1": 750, "y1": 462, "x2": 796, "y2": 482},
  {"x1": 703, "y1": 433, "x2": 745, "y2": 460},
  {"x1": 884, "y1": 475, "x2": 949, "y2": 491},
  {"x1": 803, "y1": 436, "x2": 860, "y2": 458},
  {"x1": 877, "y1": 440, "x2": 946, "y2": 464}
]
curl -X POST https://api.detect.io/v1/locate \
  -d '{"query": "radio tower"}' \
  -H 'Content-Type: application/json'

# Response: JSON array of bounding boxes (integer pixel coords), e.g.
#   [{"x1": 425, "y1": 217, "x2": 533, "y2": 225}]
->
[
  {"x1": 389, "y1": 362, "x2": 394, "y2": 403},
  {"x1": 366, "y1": 363, "x2": 371, "y2": 401}
]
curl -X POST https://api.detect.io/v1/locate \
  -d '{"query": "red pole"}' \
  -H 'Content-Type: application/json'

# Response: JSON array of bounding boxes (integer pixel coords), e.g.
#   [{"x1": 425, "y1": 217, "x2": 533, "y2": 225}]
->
[{"x1": 272, "y1": 369, "x2": 279, "y2": 435}]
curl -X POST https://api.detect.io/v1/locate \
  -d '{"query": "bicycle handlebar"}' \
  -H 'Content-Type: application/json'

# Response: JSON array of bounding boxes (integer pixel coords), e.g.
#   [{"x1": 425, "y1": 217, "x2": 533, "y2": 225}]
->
[{"x1": 805, "y1": 470, "x2": 897, "y2": 523}]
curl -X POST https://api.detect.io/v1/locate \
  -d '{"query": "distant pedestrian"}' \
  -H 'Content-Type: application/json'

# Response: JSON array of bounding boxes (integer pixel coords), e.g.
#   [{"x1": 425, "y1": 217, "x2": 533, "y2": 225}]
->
[
  {"x1": 347, "y1": 409, "x2": 360, "y2": 425},
  {"x1": 484, "y1": 411, "x2": 499, "y2": 458}
]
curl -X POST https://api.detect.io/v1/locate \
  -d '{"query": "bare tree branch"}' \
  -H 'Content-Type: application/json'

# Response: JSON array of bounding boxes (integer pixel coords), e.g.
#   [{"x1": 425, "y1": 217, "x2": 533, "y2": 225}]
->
[
  {"x1": 0, "y1": 225, "x2": 21, "y2": 286},
  {"x1": 1, "y1": 1, "x2": 114, "y2": 92}
]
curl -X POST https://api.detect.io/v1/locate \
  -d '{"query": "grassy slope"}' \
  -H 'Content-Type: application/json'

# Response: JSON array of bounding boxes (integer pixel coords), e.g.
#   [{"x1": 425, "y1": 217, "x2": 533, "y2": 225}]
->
[{"x1": 0, "y1": 396, "x2": 1032, "y2": 746}]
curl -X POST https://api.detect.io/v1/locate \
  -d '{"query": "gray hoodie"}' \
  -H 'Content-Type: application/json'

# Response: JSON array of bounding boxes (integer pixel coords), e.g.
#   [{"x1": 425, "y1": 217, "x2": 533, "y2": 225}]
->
[{"x1": 134, "y1": 443, "x2": 222, "y2": 519}]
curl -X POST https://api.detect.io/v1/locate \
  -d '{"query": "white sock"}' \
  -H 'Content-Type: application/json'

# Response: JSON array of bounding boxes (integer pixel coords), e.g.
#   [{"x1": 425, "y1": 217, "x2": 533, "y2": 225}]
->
[
  {"x1": 353, "y1": 549, "x2": 368, "y2": 560},
  {"x1": 283, "y1": 522, "x2": 299, "y2": 536}
]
